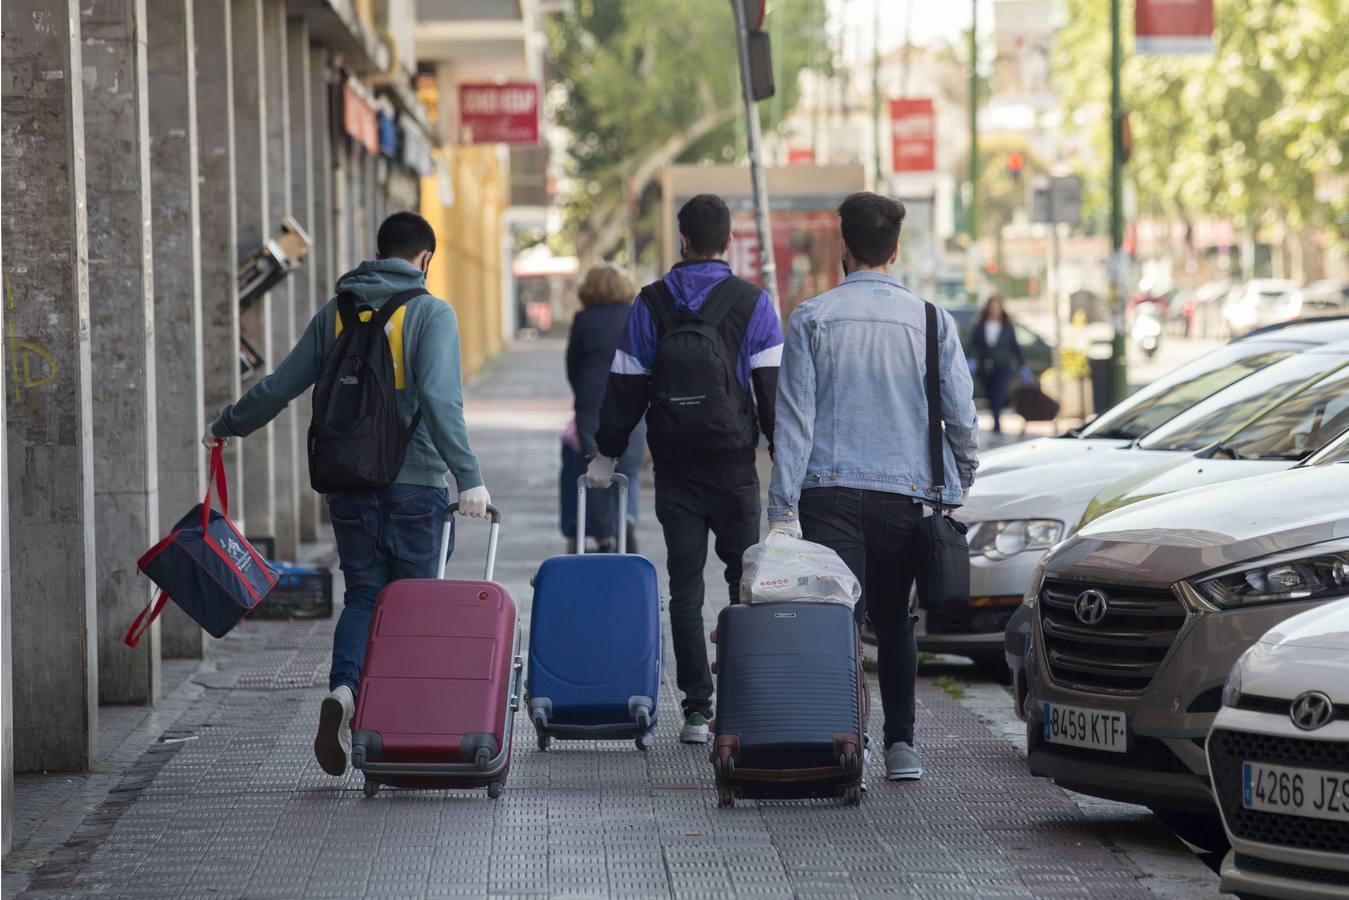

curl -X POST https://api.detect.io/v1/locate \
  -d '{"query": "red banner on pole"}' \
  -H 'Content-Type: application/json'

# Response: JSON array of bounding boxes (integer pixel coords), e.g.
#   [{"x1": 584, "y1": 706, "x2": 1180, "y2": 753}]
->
[
  {"x1": 1136, "y1": 0, "x2": 1214, "y2": 55},
  {"x1": 458, "y1": 82, "x2": 540, "y2": 145},
  {"x1": 890, "y1": 99, "x2": 935, "y2": 173}
]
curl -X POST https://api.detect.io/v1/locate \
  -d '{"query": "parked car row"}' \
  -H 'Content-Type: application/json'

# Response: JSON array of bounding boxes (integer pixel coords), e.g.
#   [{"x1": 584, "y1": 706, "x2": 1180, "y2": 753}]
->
[
  {"x1": 926, "y1": 315, "x2": 1349, "y2": 898},
  {"x1": 1145, "y1": 278, "x2": 1349, "y2": 340}
]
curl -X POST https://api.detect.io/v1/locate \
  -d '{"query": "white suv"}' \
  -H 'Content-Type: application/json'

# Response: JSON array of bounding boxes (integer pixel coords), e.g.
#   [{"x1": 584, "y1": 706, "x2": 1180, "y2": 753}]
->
[{"x1": 1209, "y1": 599, "x2": 1349, "y2": 898}]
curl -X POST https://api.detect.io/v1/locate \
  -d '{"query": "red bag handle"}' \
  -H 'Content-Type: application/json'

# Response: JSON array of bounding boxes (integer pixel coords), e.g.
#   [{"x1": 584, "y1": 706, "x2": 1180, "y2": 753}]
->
[
  {"x1": 123, "y1": 590, "x2": 169, "y2": 648},
  {"x1": 201, "y1": 440, "x2": 229, "y2": 533}
]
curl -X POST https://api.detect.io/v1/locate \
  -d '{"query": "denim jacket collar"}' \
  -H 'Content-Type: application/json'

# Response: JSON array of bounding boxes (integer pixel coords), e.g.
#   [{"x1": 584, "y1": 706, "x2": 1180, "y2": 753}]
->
[{"x1": 841, "y1": 269, "x2": 902, "y2": 289}]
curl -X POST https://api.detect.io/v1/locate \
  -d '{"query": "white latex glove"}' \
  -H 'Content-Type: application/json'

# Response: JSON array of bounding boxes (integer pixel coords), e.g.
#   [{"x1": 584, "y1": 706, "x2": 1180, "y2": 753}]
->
[
  {"x1": 457, "y1": 485, "x2": 491, "y2": 519},
  {"x1": 769, "y1": 519, "x2": 803, "y2": 540},
  {"x1": 201, "y1": 426, "x2": 226, "y2": 449},
  {"x1": 585, "y1": 454, "x2": 617, "y2": 489}
]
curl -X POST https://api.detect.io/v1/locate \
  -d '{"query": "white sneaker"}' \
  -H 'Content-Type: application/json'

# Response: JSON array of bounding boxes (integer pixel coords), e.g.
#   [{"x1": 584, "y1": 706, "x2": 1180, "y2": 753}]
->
[
  {"x1": 315, "y1": 685, "x2": 355, "y2": 776},
  {"x1": 679, "y1": 713, "x2": 711, "y2": 744},
  {"x1": 884, "y1": 742, "x2": 922, "y2": 781}
]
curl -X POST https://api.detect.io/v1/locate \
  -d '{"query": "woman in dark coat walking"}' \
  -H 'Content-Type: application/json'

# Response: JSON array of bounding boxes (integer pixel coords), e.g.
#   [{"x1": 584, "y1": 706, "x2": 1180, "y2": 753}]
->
[
  {"x1": 562, "y1": 265, "x2": 644, "y2": 551},
  {"x1": 968, "y1": 293, "x2": 1030, "y2": 434}
]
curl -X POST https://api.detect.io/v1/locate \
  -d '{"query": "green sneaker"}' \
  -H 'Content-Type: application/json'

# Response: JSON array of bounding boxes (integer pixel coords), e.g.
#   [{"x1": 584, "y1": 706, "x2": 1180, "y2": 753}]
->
[{"x1": 679, "y1": 712, "x2": 710, "y2": 744}]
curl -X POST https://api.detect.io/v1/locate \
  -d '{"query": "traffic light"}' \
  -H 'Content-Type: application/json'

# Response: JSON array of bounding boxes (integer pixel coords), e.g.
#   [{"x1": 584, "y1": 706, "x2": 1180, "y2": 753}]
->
[{"x1": 1007, "y1": 152, "x2": 1026, "y2": 183}]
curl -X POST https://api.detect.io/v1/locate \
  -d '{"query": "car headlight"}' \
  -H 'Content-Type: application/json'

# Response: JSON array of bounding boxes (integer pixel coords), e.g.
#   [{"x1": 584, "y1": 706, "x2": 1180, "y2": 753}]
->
[
  {"x1": 1193, "y1": 540, "x2": 1349, "y2": 609},
  {"x1": 969, "y1": 520, "x2": 1063, "y2": 561}
]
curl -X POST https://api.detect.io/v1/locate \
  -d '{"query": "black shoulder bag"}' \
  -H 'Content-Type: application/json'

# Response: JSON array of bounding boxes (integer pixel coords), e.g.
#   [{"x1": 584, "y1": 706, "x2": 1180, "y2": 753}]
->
[{"x1": 914, "y1": 302, "x2": 971, "y2": 612}]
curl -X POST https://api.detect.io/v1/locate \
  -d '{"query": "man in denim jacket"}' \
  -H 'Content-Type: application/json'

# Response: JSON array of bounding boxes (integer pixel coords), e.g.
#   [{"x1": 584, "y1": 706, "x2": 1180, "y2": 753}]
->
[{"x1": 767, "y1": 192, "x2": 979, "y2": 782}]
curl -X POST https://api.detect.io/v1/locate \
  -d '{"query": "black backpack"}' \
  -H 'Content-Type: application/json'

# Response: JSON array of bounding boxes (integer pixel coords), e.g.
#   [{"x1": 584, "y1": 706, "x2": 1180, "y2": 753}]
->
[
  {"x1": 642, "y1": 275, "x2": 761, "y2": 461},
  {"x1": 308, "y1": 289, "x2": 424, "y2": 493}
]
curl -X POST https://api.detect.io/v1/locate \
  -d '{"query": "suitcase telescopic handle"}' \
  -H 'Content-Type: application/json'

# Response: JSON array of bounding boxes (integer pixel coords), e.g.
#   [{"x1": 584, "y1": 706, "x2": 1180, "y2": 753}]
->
[
  {"x1": 439, "y1": 504, "x2": 501, "y2": 581},
  {"x1": 575, "y1": 473, "x2": 628, "y2": 555}
]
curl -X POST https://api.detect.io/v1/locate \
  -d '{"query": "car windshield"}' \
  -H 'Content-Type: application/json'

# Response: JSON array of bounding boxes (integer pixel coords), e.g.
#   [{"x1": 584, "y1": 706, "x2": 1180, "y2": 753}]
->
[
  {"x1": 1139, "y1": 352, "x2": 1346, "y2": 451},
  {"x1": 1079, "y1": 346, "x2": 1294, "y2": 440},
  {"x1": 1216, "y1": 367, "x2": 1349, "y2": 461}
]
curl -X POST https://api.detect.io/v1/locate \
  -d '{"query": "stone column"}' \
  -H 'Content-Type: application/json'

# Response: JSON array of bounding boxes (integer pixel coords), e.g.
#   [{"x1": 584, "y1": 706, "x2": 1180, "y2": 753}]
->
[
  {"x1": 231, "y1": 0, "x2": 274, "y2": 543},
  {"x1": 148, "y1": 0, "x2": 206, "y2": 659},
  {"x1": 195, "y1": 0, "x2": 243, "y2": 522},
  {"x1": 82, "y1": 0, "x2": 161, "y2": 705},
  {"x1": 289, "y1": 19, "x2": 319, "y2": 542},
  {"x1": 2, "y1": 0, "x2": 100, "y2": 769},
  {"x1": 263, "y1": 0, "x2": 298, "y2": 560},
  {"x1": 1, "y1": 122, "x2": 10, "y2": 860}
]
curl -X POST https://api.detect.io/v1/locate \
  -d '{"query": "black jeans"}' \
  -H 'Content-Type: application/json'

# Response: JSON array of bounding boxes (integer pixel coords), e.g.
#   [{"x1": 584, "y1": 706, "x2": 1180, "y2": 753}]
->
[
  {"x1": 981, "y1": 368, "x2": 1014, "y2": 433},
  {"x1": 654, "y1": 461, "x2": 760, "y2": 719},
  {"x1": 799, "y1": 487, "x2": 921, "y2": 748}
]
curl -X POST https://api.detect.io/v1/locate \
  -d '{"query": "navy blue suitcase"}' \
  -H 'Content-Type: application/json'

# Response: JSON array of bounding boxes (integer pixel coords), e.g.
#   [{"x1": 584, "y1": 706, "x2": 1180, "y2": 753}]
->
[
  {"x1": 711, "y1": 600, "x2": 867, "y2": 806},
  {"x1": 526, "y1": 474, "x2": 662, "y2": 750}
]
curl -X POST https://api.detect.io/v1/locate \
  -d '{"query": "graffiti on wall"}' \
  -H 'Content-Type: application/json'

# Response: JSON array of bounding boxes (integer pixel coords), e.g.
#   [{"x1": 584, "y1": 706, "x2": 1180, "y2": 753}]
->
[{"x1": 5, "y1": 272, "x2": 61, "y2": 403}]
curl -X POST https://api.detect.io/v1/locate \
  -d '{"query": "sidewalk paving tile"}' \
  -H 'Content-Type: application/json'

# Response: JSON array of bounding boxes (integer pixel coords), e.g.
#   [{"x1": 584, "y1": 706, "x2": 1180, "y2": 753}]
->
[{"x1": 5, "y1": 339, "x2": 1177, "y2": 899}]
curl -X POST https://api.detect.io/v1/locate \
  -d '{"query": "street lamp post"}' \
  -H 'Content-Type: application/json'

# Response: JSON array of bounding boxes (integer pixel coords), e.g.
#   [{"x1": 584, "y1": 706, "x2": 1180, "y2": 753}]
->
[
  {"x1": 967, "y1": 0, "x2": 980, "y2": 303},
  {"x1": 731, "y1": 0, "x2": 781, "y2": 312},
  {"x1": 1109, "y1": 0, "x2": 1129, "y2": 402}
]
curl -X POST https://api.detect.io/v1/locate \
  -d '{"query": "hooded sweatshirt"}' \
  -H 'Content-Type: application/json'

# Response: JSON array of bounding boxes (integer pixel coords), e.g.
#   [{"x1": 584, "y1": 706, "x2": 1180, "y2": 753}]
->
[{"x1": 211, "y1": 258, "x2": 483, "y2": 492}]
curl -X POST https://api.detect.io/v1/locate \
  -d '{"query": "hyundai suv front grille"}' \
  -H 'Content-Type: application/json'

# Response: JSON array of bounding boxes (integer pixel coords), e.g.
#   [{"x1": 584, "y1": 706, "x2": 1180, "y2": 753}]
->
[{"x1": 1038, "y1": 579, "x2": 1186, "y2": 693}]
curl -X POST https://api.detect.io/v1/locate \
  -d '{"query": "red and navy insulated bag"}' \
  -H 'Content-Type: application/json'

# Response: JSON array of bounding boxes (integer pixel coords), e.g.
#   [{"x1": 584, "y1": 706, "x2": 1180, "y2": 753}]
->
[{"x1": 125, "y1": 441, "x2": 277, "y2": 647}]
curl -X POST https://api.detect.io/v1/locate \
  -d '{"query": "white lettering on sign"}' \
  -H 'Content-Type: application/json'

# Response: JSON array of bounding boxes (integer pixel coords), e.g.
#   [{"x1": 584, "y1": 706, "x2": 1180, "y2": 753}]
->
[{"x1": 461, "y1": 88, "x2": 536, "y2": 115}]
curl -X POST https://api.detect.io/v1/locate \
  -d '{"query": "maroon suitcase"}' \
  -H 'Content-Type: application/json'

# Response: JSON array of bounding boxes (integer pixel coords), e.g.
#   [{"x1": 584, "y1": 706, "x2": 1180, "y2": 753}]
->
[{"x1": 351, "y1": 504, "x2": 522, "y2": 798}]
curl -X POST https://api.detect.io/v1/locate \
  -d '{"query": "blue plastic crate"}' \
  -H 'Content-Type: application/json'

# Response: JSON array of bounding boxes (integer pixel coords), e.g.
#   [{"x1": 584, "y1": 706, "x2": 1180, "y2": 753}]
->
[{"x1": 251, "y1": 560, "x2": 333, "y2": 619}]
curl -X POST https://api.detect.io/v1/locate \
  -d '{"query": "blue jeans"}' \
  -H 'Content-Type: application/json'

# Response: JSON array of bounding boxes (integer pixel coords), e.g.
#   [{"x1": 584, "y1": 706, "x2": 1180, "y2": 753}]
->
[{"x1": 327, "y1": 484, "x2": 453, "y2": 693}]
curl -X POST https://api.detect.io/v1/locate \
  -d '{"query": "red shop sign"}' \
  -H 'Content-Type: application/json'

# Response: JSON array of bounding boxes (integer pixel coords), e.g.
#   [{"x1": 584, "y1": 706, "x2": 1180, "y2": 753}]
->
[
  {"x1": 890, "y1": 98, "x2": 935, "y2": 173},
  {"x1": 1136, "y1": 0, "x2": 1214, "y2": 55},
  {"x1": 458, "y1": 82, "x2": 539, "y2": 145}
]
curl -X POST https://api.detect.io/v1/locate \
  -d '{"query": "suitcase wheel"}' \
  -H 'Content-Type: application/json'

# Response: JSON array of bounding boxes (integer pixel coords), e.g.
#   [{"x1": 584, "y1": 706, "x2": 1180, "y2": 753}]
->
[
  {"x1": 634, "y1": 705, "x2": 652, "y2": 731},
  {"x1": 717, "y1": 786, "x2": 736, "y2": 808},
  {"x1": 487, "y1": 781, "x2": 503, "y2": 800},
  {"x1": 474, "y1": 747, "x2": 491, "y2": 770},
  {"x1": 362, "y1": 779, "x2": 380, "y2": 799},
  {"x1": 537, "y1": 734, "x2": 551, "y2": 752},
  {"x1": 839, "y1": 750, "x2": 860, "y2": 771},
  {"x1": 713, "y1": 751, "x2": 735, "y2": 777},
  {"x1": 635, "y1": 732, "x2": 654, "y2": 752},
  {"x1": 843, "y1": 784, "x2": 862, "y2": 806}
]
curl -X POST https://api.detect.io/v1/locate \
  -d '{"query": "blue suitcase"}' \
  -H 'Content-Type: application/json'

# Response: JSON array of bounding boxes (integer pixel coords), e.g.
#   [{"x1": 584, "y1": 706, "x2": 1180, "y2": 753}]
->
[{"x1": 527, "y1": 474, "x2": 662, "y2": 751}]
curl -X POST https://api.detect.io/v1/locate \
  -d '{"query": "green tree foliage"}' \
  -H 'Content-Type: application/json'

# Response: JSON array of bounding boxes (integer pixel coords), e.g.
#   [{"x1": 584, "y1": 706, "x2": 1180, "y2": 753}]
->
[
  {"x1": 1052, "y1": 0, "x2": 1347, "y2": 249},
  {"x1": 548, "y1": 0, "x2": 829, "y2": 266}
]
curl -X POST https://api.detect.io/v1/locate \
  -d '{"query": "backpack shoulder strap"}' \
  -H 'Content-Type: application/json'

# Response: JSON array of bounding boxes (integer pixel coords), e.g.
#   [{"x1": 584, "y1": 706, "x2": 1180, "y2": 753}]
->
[
  {"x1": 371, "y1": 288, "x2": 427, "y2": 329},
  {"x1": 697, "y1": 275, "x2": 761, "y2": 332},
  {"x1": 334, "y1": 292, "x2": 362, "y2": 332},
  {"x1": 924, "y1": 301, "x2": 946, "y2": 494},
  {"x1": 639, "y1": 279, "x2": 679, "y2": 338}
]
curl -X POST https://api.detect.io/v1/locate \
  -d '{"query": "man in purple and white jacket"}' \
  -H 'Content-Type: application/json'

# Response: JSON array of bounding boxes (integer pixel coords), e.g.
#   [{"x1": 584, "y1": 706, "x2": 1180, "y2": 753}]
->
[{"x1": 587, "y1": 194, "x2": 783, "y2": 745}]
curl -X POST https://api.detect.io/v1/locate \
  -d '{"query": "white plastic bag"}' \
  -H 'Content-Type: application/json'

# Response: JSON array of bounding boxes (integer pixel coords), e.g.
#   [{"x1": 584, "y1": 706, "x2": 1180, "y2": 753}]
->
[{"x1": 739, "y1": 533, "x2": 861, "y2": 609}]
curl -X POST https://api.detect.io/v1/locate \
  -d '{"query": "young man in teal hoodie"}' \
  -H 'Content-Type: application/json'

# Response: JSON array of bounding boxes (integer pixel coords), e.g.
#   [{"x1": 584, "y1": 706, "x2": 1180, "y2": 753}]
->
[{"x1": 203, "y1": 212, "x2": 490, "y2": 776}]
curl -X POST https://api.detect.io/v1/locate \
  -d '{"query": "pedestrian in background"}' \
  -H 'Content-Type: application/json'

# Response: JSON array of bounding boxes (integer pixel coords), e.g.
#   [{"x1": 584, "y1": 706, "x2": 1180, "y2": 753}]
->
[
  {"x1": 967, "y1": 293, "x2": 1031, "y2": 434},
  {"x1": 768, "y1": 192, "x2": 979, "y2": 782},
  {"x1": 588, "y1": 193, "x2": 783, "y2": 746},
  {"x1": 203, "y1": 212, "x2": 490, "y2": 778},
  {"x1": 562, "y1": 264, "x2": 644, "y2": 552}
]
